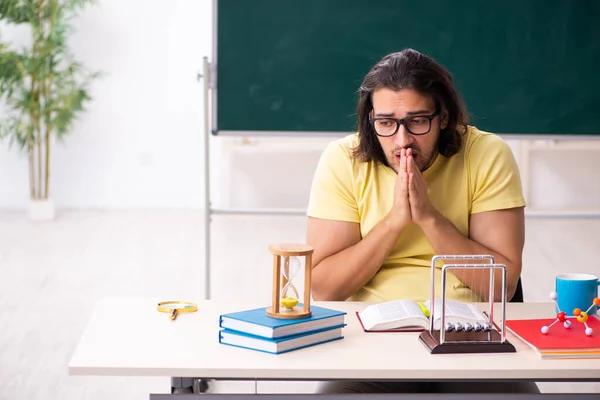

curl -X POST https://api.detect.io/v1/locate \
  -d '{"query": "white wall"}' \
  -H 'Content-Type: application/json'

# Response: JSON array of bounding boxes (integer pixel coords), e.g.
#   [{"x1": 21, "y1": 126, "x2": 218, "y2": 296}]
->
[
  {"x1": 1, "y1": 0, "x2": 599, "y2": 213},
  {"x1": 0, "y1": 0, "x2": 210, "y2": 209},
  {"x1": 210, "y1": 137, "x2": 600, "y2": 214},
  {"x1": 520, "y1": 141, "x2": 600, "y2": 212}
]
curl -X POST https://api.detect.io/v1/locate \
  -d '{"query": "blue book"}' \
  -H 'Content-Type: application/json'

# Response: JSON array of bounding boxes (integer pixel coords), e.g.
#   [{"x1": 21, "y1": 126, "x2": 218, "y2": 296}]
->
[
  {"x1": 219, "y1": 304, "x2": 346, "y2": 339},
  {"x1": 219, "y1": 325, "x2": 345, "y2": 354}
]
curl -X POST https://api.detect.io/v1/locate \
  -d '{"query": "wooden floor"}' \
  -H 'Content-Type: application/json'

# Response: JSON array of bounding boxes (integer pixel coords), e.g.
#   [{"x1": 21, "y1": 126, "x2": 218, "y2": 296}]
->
[{"x1": 0, "y1": 211, "x2": 599, "y2": 399}]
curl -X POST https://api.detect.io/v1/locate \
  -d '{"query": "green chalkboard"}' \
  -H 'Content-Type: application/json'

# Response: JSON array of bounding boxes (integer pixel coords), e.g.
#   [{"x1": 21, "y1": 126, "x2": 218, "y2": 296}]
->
[{"x1": 215, "y1": 0, "x2": 600, "y2": 136}]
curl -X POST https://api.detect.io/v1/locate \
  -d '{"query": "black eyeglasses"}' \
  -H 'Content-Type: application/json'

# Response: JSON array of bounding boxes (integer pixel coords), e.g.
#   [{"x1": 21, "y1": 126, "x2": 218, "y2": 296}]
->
[{"x1": 369, "y1": 110, "x2": 440, "y2": 137}]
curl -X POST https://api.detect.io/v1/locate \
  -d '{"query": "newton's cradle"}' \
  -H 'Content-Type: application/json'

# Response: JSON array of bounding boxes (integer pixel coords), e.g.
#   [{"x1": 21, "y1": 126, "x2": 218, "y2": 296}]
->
[{"x1": 417, "y1": 254, "x2": 516, "y2": 354}]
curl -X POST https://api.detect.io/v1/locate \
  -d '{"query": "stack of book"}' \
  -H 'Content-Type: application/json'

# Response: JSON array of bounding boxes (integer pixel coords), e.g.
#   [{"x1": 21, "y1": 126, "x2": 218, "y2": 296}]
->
[
  {"x1": 218, "y1": 304, "x2": 346, "y2": 354},
  {"x1": 506, "y1": 315, "x2": 600, "y2": 359}
]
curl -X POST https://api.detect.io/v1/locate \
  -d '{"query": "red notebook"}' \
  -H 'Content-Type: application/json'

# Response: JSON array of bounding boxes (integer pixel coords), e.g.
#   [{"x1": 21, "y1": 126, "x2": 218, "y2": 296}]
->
[{"x1": 506, "y1": 315, "x2": 600, "y2": 352}]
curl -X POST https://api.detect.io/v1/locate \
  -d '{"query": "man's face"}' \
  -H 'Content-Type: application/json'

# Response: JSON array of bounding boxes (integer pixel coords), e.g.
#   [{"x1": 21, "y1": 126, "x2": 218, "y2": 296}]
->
[{"x1": 371, "y1": 88, "x2": 443, "y2": 172}]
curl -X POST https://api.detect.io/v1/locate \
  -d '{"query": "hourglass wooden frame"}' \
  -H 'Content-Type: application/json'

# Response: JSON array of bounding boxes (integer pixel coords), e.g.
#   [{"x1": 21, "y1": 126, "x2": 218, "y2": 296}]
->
[{"x1": 266, "y1": 243, "x2": 313, "y2": 319}]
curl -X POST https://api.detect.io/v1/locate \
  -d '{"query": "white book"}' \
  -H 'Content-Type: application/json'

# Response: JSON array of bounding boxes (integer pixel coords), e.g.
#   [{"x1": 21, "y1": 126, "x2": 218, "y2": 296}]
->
[{"x1": 357, "y1": 299, "x2": 488, "y2": 332}]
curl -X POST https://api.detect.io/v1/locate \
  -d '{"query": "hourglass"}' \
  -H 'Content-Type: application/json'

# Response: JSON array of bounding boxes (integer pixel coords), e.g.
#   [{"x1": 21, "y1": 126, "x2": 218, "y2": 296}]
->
[{"x1": 266, "y1": 243, "x2": 313, "y2": 319}]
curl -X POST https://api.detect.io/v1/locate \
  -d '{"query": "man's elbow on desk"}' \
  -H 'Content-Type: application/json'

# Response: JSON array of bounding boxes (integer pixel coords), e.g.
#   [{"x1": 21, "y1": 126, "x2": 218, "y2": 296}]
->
[
  {"x1": 312, "y1": 291, "x2": 343, "y2": 302},
  {"x1": 311, "y1": 282, "x2": 348, "y2": 302},
  {"x1": 311, "y1": 270, "x2": 351, "y2": 302},
  {"x1": 493, "y1": 263, "x2": 521, "y2": 303}
]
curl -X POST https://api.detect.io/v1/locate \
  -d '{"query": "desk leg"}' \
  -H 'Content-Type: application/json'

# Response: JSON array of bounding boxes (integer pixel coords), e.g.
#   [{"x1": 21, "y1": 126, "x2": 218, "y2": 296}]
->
[{"x1": 170, "y1": 377, "x2": 211, "y2": 394}]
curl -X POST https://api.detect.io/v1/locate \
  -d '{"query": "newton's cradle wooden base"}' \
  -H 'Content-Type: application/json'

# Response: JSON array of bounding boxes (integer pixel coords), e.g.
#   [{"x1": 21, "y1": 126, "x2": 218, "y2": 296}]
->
[{"x1": 419, "y1": 330, "x2": 516, "y2": 354}]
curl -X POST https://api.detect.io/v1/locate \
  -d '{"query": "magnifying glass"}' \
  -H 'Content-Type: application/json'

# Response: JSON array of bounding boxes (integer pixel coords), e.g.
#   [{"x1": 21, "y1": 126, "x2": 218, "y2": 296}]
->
[{"x1": 157, "y1": 301, "x2": 198, "y2": 320}]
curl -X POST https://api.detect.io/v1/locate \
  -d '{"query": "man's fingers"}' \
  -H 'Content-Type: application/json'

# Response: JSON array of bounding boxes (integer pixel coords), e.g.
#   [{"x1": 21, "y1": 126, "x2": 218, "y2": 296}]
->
[
  {"x1": 409, "y1": 153, "x2": 419, "y2": 173},
  {"x1": 397, "y1": 172, "x2": 409, "y2": 198},
  {"x1": 400, "y1": 149, "x2": 407, "y2": 173},
  {"x1": 408, "y1": 173, "x2": 415, "y2": 203}
]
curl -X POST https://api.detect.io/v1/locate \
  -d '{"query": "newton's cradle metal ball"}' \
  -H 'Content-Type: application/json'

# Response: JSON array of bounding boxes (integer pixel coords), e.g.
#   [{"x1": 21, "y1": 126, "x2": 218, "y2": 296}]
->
[{"x1": 445, "y1": 321, "x2": 491, "y2": 333}]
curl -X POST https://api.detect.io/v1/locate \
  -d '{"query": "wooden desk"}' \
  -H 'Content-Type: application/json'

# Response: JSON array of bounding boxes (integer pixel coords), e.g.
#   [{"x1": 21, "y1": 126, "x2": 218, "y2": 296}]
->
[{"x1": 68, "y1": 300, "x2": 600, "y2": 398}]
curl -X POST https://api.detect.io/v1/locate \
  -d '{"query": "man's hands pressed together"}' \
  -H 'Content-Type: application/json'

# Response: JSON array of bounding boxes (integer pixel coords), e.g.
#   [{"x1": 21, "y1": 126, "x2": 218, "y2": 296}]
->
[
  {"x1": 386, "y1": 148, "x2": 438, "y2": 231},
  {"x1": 407, "y1": 148, "x2": 437, "y2": 226},
  {"x1": 386, "y1": 148, "x2": 412, "y2": 233}
]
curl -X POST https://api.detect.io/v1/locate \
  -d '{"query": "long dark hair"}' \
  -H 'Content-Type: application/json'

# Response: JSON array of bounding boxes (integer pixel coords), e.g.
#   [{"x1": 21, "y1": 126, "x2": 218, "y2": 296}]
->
[{"x1": 352, "y1": 48, "x2": 468, "y2": 165}]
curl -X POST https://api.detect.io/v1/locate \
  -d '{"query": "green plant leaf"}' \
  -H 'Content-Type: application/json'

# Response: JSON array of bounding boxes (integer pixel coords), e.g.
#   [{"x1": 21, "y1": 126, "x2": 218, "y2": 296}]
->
[
  {"x1": 0, "y1": 0, "x2": 37, "y2": 24},
  {"x1": 0, "y1": 44, "x2": 26, "y2": 97},
  {"x1": 1, "y1": 0, "x2": 102, "y2": 199}
]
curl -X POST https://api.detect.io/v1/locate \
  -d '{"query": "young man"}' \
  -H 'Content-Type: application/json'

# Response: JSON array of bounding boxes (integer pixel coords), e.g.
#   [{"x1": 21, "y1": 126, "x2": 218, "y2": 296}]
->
[{"x1": 306, "y1": 49, "x2": 538, "y2": 394}]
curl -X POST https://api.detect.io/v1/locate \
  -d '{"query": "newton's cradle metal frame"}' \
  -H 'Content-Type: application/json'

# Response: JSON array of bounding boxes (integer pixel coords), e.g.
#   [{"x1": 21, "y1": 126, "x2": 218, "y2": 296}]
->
[{"x1": 418, "y1": 254, "x2": 516, "y2": 354}]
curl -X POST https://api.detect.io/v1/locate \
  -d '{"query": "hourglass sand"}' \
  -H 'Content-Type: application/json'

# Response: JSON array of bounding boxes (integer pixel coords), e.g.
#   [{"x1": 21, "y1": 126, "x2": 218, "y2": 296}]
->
[{"x1": 266, "y1": 243, "x2": 313, "y2": 319}]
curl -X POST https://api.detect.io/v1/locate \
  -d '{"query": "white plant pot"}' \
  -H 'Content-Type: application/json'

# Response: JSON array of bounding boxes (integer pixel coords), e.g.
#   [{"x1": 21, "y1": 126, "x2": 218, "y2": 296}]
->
[{"x1": 29, "y1": 199, "x2": 56, "y2": 221}]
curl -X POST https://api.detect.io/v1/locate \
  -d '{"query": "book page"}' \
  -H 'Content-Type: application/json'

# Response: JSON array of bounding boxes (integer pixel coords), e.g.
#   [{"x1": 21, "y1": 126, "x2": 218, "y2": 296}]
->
[
  {"x1": 376, "y1": 299, "x2": 425, "y2": 320},
  {"x1": 358, "y1": 300, "x2": 428, "y2": 331},
  {"x1": 424, "y1": 300, "x2": 487, "y2": 325}
]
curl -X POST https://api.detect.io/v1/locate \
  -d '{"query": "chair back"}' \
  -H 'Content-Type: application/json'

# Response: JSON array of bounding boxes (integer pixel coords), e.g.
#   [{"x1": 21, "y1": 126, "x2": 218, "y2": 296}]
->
[{"x1": 510, "y1": 277, "x2": 524, "y2": 303}]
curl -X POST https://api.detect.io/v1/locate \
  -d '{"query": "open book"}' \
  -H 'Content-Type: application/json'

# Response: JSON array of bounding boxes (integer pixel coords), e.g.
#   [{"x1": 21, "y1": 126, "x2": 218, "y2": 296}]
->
[{"x1": 357, "y1": 299, "x2": 488, "y2": 332}]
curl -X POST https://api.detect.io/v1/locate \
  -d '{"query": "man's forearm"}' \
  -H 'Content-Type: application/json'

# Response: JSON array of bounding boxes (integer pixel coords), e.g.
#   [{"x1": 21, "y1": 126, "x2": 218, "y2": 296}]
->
[
  {"x1": 311, "y1": 218, "x2": 404, "y2": 301},
  {"x1": 419, "y1": 211, "x2": 520, "y2": 301}
]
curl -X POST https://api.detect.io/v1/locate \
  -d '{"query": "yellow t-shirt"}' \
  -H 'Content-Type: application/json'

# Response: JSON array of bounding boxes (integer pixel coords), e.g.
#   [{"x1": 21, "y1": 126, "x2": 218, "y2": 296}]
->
[{"x1": 306, "y1": 126, "x2": 526, "y2": 303}]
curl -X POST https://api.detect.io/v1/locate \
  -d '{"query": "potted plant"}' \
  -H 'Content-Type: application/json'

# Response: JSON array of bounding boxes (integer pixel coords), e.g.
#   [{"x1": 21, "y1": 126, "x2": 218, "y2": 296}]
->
[{"x1": 0, "y1": 0, "x2": 100, "y2": 220}]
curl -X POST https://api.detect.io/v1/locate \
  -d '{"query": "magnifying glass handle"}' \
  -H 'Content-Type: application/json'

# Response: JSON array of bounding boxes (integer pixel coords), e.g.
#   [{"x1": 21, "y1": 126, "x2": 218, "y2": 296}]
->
[{"x1": 170, "y1": 309, "x2": 178, "y2": 320}]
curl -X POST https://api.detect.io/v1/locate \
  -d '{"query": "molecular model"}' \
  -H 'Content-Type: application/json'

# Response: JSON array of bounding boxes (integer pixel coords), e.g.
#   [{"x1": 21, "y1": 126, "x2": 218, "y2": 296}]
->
[{"x1": 541, "y1": 292, "x2": 600, "y2": 336}]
